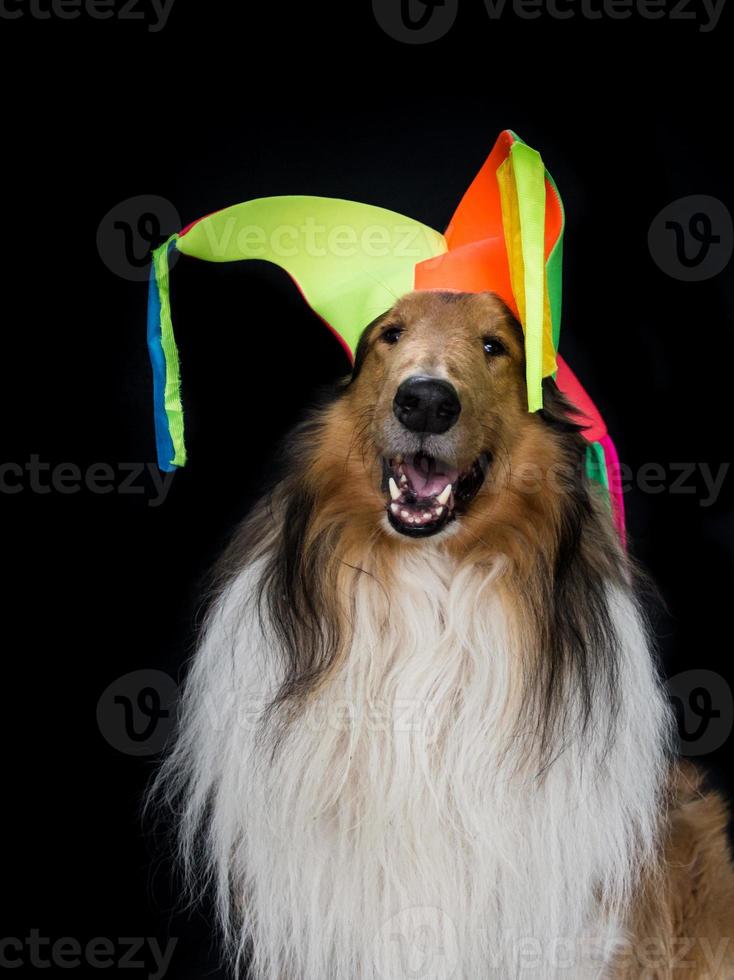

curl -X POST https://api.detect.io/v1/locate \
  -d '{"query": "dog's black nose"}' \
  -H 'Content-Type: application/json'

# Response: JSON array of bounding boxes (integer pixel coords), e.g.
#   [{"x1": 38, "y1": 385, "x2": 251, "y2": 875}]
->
[{"x1": 393, "y1": 376, "x2": 461, "y2": 434}]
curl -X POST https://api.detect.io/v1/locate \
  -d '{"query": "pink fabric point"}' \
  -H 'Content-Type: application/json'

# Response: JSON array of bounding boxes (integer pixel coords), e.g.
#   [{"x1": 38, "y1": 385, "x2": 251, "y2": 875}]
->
[{"x1": 600, "y1": 434, "x2": 626, "y2": 548}]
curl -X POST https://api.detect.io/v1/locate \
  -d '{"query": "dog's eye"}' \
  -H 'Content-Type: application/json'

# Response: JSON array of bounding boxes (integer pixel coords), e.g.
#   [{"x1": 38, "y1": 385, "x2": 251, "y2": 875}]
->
[
  {"x1": 483, "y1": 336, "x2": 506, "y2": 357},
  {"x1": 381, "y1": 326, "x2": 403, "y2": 345}
]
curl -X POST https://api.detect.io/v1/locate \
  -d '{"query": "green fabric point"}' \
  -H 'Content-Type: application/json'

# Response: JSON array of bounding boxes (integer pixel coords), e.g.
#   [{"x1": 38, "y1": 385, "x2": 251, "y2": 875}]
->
[{"x1": 176, "y1": 196, "x2": 447, "y2": 356}]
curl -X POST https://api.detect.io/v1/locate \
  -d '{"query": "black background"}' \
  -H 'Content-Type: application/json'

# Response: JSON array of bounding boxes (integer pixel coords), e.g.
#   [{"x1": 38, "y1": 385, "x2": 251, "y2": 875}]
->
[{"x1": 2, "y1": 1, "x2": 734, "y2": 976}]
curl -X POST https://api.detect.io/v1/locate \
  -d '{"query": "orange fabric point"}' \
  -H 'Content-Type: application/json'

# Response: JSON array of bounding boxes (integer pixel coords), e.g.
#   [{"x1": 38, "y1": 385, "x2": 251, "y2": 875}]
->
[{"x1": 414, "y1": 238, "x2": 518, "y2": 319}]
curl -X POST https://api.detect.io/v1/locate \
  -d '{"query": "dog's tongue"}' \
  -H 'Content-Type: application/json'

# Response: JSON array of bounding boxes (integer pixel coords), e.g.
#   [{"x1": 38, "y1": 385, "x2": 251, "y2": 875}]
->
[{"x1": 403, "y1": 454, "x2": 458, "y2": 498}]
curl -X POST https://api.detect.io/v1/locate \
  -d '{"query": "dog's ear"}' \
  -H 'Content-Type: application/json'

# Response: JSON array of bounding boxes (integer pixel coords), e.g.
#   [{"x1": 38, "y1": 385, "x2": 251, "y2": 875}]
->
[
  {"x1": 538, "y1": 377, "x2": 587, "y2": 435},
  {"x1": 350, "y1": 312, "x2": 389, "y2": 383},
  {"x1": 260, "y1": 479, "x2": 343, "y2": 708}
]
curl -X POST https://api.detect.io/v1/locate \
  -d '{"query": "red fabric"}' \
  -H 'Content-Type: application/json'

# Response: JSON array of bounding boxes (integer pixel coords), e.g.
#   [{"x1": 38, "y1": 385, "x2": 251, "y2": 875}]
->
[
  {"x1": 555, "y1": 356, "x2": 608, "y2": 443},
  {"x1": 178, "y1": 207, "x2": 225, "y2": 239}
]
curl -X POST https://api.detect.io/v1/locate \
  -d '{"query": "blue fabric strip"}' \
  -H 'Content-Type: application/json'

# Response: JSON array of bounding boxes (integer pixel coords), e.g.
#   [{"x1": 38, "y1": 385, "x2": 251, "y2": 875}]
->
[{"x1": 146, "y1": 258, "x2": 177, "y2": 472}]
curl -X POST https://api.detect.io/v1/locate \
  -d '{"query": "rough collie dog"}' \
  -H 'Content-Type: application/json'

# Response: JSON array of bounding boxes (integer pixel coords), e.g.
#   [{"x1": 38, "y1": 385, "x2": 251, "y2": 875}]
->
[{"x1": 157, "y1": 291, "x2": 734, "y2": 978}]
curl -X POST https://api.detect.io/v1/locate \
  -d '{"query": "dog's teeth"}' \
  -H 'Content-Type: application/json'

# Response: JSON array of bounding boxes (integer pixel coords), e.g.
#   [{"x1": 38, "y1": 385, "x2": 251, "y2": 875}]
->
[
  {"x1": 390, "y1": 502, "x2": 400, "y2": 514},
  {"x1": 435, "y1": 506, "x2": 443, "y2": 517},
  {"x1": 401, "y1": 510, "x2": 410, "y2": 520},
  {"x1": 437, "y1": 484, "x2": 452, "y2": 506},
  {"x1": 400, "y1": 474, "x2": 408, "y2": 486},
  {"x1": 423, "y1": 512, "x2": 431, "y2": 520},
  {"x1": 388, "y1": 477, "x2": 401, "y2": 501}
]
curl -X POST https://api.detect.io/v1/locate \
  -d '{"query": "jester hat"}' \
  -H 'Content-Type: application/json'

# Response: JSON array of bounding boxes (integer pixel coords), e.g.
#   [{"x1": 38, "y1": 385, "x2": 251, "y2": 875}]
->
[{"x1": 147, "y1": 130, "x2": 625, "y2": 540}]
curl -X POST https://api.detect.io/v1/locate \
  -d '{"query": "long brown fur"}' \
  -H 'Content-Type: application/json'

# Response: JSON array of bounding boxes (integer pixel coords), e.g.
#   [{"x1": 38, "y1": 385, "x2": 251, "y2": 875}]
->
[{"x1": 612, "y1": 762, "x2": 734, "y2": 978}]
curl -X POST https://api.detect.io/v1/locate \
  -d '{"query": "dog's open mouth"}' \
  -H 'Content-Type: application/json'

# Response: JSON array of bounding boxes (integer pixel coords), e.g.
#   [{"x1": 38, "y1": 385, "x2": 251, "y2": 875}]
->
[{"x1": 381, "y1": 452, "x2": 489, "y2": 537}]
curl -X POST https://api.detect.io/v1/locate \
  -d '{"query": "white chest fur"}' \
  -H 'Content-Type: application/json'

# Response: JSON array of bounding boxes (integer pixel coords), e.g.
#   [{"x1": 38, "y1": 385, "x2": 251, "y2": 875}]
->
[{"x1": 170, "y1": 549, "x2": 671, "y2": 980}]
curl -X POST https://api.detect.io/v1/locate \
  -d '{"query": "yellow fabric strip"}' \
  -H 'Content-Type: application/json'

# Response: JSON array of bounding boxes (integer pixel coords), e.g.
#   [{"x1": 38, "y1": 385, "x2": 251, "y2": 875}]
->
[{"x1": 497, "y1": 146, "x2": 556, "y2": 411}]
